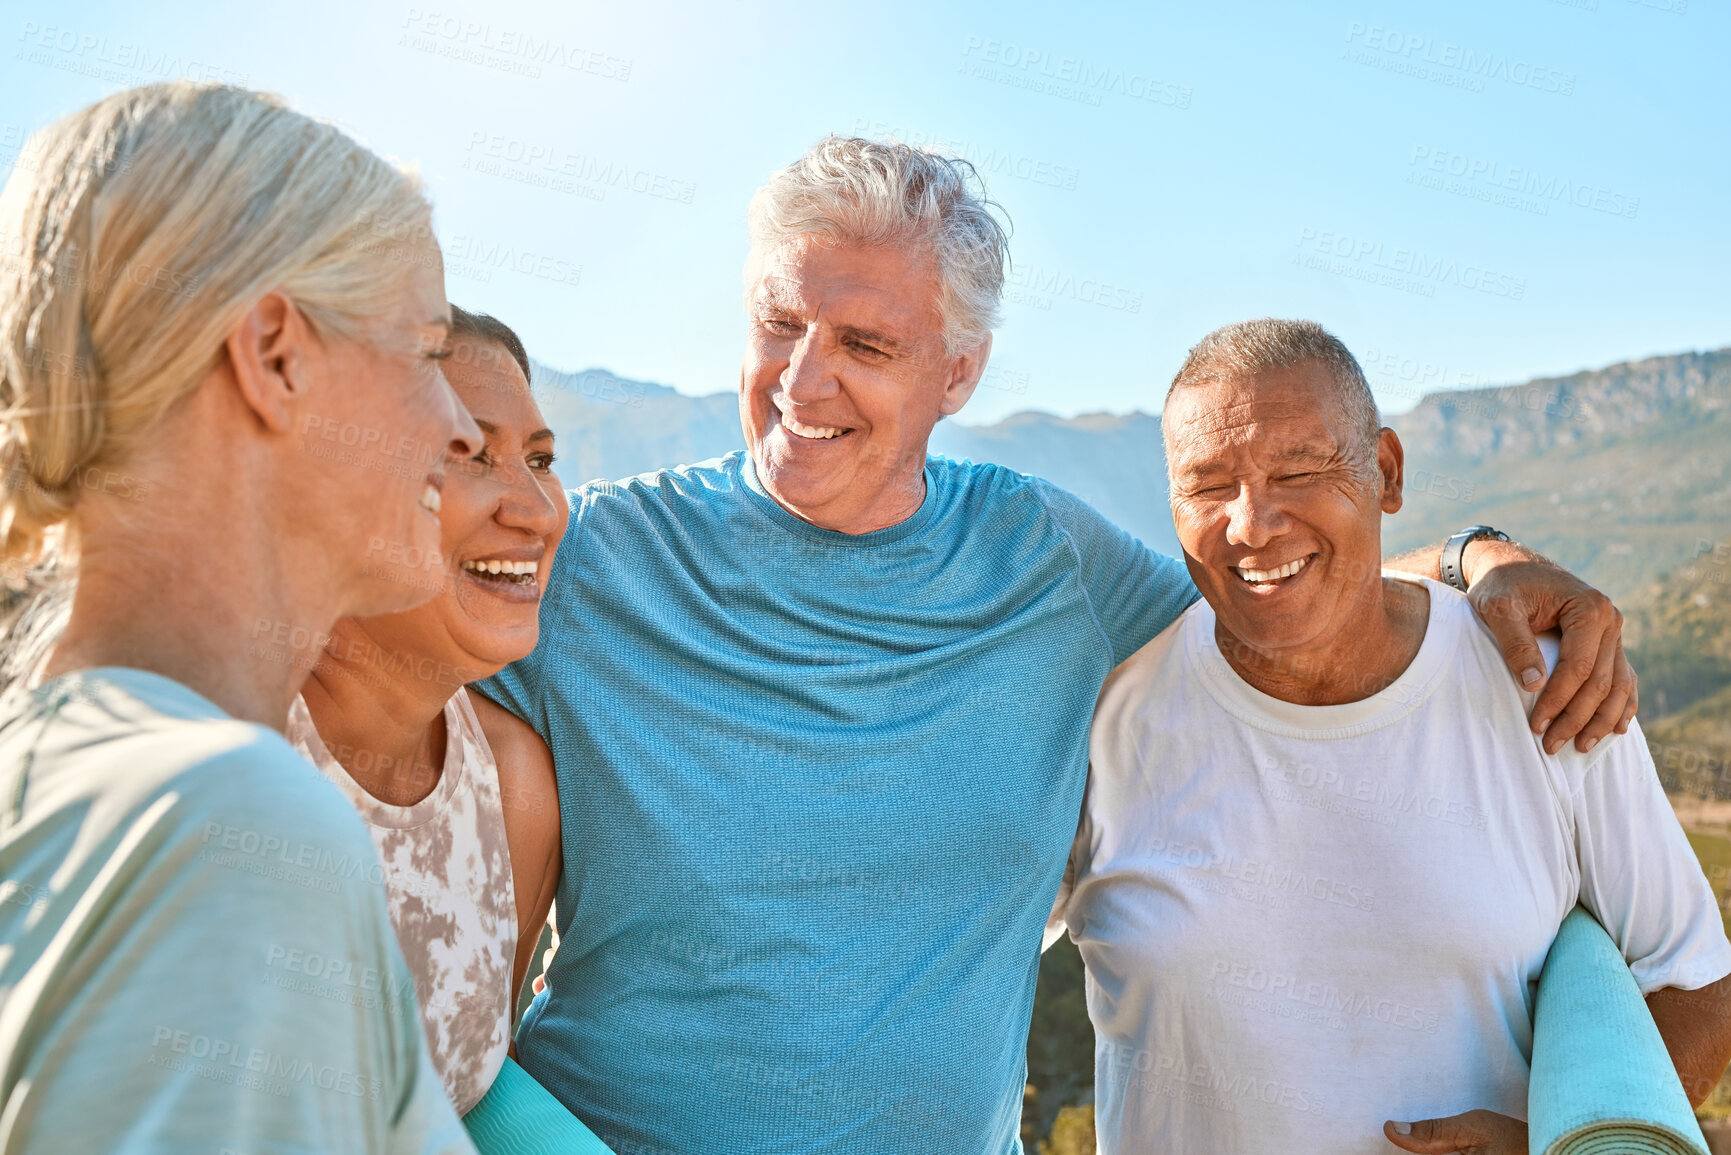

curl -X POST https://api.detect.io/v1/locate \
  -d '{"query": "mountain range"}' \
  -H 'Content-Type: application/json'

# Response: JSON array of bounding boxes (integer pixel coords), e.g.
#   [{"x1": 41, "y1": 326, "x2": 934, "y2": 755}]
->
[{"x1": 530, "y1": 346, "x2": 1731, "y2": 608}]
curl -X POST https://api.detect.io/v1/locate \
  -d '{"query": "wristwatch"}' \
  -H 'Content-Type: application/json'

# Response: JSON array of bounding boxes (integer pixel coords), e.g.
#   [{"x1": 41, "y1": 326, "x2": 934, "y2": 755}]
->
[{"x1": 1441, "y1": 525, "x2": 1511, "y2": 592}]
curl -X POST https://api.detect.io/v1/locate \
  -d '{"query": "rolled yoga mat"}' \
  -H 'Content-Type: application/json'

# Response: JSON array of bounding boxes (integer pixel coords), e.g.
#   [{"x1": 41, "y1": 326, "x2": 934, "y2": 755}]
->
[
  {"x1": 1528, "y1": 906, "x2": 1708, "y2": 1155},
  {"x1": 462, "y1": 1056, "x2": 617, "y2": 1155}
]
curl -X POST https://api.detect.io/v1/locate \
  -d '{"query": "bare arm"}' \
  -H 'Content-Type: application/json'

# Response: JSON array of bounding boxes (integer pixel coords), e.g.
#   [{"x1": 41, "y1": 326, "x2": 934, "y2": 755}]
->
[
  {"x1": 1385, "y1": 535, "x2": 1636, "y2": 755},
  {"x1": 1649, "y1": 973, "x2": 1731, "y2": 1106},
  {"x1": 471, "y1": 693, "x2": 563, "y2": 1006}
]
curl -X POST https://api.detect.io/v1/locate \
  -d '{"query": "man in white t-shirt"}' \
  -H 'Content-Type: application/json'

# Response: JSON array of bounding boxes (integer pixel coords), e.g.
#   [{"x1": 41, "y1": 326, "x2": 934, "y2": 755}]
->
[{"x1": 1048, "y1": 318, "x2": 1731, "y2": 1155}]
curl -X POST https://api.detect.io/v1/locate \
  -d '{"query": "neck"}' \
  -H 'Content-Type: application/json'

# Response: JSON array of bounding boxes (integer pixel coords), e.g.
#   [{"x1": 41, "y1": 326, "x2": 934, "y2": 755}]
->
[
  {"x1": 755, "y1": 450, "x2": 929, "y2": 536},
  {"x1": 1214, "y1": 576, "x2": 1430, "y2": 706},
  {"x1": 299, "y1": 620, "x2": 474, "y2": 807},
  {"x1": 45, "y1": 498, "x2": 329, "y2": 732}
]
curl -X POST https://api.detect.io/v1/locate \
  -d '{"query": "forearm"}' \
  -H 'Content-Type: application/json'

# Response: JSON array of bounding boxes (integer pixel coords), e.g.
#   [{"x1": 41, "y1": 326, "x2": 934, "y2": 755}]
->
[
  {"x1": 1648, "y1": 976, "x2": 1731, "y2": 1106},
  {"x1": 1383, "y1": 536, "x2": 1551, "y2": 588}
]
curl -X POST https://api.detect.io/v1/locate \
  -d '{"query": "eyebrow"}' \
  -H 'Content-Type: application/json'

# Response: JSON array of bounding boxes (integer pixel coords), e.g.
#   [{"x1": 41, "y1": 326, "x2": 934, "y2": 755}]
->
[
  {"x1": 1270, "y1": 445, "x2": 1345, "y2": 465},
  {"x1": 472, "y1": 419, "x2": 555, "y2": 444},
  {"x1": 836, "y1": 324, "x2": 909, "y2": 355}
]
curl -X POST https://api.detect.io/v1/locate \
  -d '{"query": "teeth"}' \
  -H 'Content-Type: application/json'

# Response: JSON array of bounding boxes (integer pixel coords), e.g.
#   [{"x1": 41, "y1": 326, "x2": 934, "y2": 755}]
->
[
  {"x1": 461, "y1": 559, "x2": 539, "y2": 576},
  {"x1": 1234, "y1": 556, "x2": 1310, "y2": 583},
  {"x1": 782, "y1": 416, "x2": 845, "y2": 440},
  {"x1": 420, "y1": 484, "x2": 441, "y2": 514}
]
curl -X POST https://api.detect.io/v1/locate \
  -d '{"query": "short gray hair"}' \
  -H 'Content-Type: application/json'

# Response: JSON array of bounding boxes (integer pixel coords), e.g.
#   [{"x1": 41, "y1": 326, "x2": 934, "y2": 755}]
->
[
  {"x1": 745, "y1": 135, "x2": 1010, "y2": 356},
  {"x1": 1166, "y1": 318, "x2": 1381, "y2": 454}
]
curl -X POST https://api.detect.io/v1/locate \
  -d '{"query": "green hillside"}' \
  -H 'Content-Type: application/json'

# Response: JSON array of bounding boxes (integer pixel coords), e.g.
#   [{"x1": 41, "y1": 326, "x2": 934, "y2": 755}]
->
[
  {"x1": 1385, "y1": 353, "x2": 1731, "y2": 603},
  {"x1": 1652, "y1": 684, "x2": 1731, "y2": 799}
]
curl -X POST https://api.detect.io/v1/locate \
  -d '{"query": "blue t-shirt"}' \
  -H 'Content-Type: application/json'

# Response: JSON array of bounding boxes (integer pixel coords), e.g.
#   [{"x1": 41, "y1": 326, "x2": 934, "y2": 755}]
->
[{"x1": 477, "y1": 451, "x2": 1196, "y2": 1154}]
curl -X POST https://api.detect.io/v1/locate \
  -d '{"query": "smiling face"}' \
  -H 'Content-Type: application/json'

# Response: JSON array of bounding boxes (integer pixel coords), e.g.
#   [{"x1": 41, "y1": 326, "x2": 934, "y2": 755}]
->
[
  {"x1": 349, "y1": 333, "x2": 568, "y2": 678},
  {"x1": 295, "y1": 261, "x2": 480, "y2": 618},
  {"x1": 740, "y1": 236, "x2": 989, "y2": 534},
  {"x1": 1164, "y1": 359, "x2": 1405, "y2": 657}
]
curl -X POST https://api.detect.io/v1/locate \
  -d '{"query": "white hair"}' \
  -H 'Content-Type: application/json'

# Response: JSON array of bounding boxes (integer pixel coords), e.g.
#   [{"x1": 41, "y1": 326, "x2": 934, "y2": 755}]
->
[{"x1": 745, "y1": 135, "x2": 1010, "y2": 357}]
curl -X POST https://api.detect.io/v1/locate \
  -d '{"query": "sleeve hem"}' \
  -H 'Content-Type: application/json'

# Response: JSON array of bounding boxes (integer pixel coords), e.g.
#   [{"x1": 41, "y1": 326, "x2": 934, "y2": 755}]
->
[{"x1": 1633, "y1": 944, "x2": 1731, "y2": 995}]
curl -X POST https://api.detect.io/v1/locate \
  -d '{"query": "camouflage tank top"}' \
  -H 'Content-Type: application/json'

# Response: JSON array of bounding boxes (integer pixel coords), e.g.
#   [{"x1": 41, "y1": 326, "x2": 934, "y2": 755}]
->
[{"x1": 287, "y1": 687, "x2": 516, "y2": 1114}]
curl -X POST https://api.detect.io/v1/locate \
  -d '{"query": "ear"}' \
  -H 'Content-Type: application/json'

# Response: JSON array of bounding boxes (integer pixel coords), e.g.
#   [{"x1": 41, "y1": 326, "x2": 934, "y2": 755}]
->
[
  {"x1": 223, "y1": 290, "x2": 314, "y2": 435},
  {"x1": 1376, "y1": 427, "x2": 1404, "y2": 514},
  {"x1": 937, "y1": 333, "x2": 992, "y2": 417}
]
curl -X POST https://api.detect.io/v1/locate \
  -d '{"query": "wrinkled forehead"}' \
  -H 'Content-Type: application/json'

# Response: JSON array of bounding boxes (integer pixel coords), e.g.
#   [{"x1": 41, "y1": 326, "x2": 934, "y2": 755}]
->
[
  {"x1": 749, "y1": 235, "x2": 941, "y2": 330},
  {"x1": 1164, "y1": 369, "x2": 1356, "y2": 469}
]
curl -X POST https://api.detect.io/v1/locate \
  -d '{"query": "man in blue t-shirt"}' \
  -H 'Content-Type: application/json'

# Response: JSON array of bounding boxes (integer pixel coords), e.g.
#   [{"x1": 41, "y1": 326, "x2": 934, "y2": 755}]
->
[{"x1": 476, "y1": 136, "x2": 1637, "y2": 1154}]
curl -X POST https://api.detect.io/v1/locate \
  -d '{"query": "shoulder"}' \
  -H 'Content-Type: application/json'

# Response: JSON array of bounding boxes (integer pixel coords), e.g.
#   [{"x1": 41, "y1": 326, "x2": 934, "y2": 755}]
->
[
  {"x1": 926, "y1": 457, "x2": 1117, "y2": 537},
  {"x1": 1096, "y1": 603, "x2": 1205, "y2": 724},
  {"x1": 551, "y1": 455, "x2": 751, "y2": 577},
  {"x1": 471, "y1": 690, "x2": 554, "y2": 782},
  {"x1": 25, "y1": 672, "x2": 368, "y2": 849},
  {"x1": 470, "y1": 691, "x2": 559, "y2": 818},
  {"x1": 10, "y1": 676, "x2": 386, "y2": 946},
  {"x1": 573, "y1": 453, "x2": 748, "y2": 517},
  {"x1": 1431, "y1": 580, "x2": 1631, "y2": 781},
  {"x1": 927, "y1": 456, "x2": 1080, "y2": 510}
]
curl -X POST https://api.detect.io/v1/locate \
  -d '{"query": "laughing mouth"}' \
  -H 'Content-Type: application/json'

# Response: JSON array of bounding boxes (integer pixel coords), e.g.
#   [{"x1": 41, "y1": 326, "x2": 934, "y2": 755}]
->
[
  {"x1": 1232, "y1": 555, "x2": 1313, "y2": 585},
  {"x1": 781, "y1": 415, "x2": 850, "y2": 440},
  {"x1": 460, "y1": 558, "x2": 539, "y2": 585}
]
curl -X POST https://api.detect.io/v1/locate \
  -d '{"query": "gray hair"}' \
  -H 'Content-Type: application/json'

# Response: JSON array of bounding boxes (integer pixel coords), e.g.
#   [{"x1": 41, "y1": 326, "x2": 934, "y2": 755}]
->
[
  {"x1": 0, "y1": 81, "x2": 438, "y2": 574},
  {"x1": 745, "y1": 135, "x2": 1010, "y2": 357},
  {"x1": 1165, "y1": 318, "x2": 1381, "y2": 455}
]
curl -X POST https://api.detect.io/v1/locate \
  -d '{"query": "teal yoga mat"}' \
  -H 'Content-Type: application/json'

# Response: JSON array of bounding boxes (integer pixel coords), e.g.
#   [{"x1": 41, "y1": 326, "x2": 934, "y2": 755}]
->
[
  {"x1": 462, "y1": 1057, "x2": 616, "y2": 1155},
  {"x1": 1529, "y1": 906, "x2": 1708, "y2": 1155}
]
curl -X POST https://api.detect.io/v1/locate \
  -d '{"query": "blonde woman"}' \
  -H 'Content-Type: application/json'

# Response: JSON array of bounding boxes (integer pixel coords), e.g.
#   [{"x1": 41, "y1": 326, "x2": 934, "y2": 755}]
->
[
  {"x1": 287, "y1": 306, "x2": 566, "y2": 1116},
  {"x1": 0, "y1": 83, "x2": 480, "y2": 1153}
]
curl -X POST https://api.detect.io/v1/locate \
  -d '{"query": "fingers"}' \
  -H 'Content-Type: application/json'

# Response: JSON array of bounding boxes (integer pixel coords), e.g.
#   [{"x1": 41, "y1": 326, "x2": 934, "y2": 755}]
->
[
  {"x1": 1617, "y1": 658, "x2": 1639, "y2": 734},
  {"x1": 1572, "y1": 640, "x2": 1637, "y2": 752},
  {"x1": 1472, "y1": 589, "x2": 1548, "y2": 696},
  {"x1": 1544, "y1": 602, "x2": 1620, "y2": 754},
  {"x1": 1385, "y1": 1116, "x2": 1477, "y2": 1153},
  {"x1": 1529, "y1": 593, "x2": 1618, "y2": 754},
  {"x1": 1384, "y1": 1110, "x2": 1528, "y2": 1154}
]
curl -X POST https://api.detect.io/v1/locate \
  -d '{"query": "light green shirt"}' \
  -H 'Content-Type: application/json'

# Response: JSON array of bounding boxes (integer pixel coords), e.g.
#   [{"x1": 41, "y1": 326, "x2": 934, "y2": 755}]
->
[{"x1": 0, "y1": 668, "x2": 474, "y2": 1154}]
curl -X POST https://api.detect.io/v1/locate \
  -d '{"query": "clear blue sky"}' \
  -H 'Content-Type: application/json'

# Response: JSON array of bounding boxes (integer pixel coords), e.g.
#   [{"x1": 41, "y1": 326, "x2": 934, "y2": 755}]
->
[{"x1": 4, "y1": 0, "x2": 1724, "y2": 423}]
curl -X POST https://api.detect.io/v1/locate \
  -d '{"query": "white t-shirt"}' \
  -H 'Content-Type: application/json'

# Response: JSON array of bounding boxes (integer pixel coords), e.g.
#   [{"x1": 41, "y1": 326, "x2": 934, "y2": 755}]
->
[{"x1": 1050, "y1": 577, "x2": 1731, "y2": 1155}]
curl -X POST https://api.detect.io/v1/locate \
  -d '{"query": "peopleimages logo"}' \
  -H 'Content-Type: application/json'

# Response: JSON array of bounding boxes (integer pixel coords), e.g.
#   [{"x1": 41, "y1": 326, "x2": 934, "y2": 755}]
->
[
  {"x1": 445, "y1": 233, "x2": 583, "y2": 287},
  {"x1": 1408, "y1": 146, "x2": 1639, "y2": 219},
  {"x1": 1006, "y1": 262, "x2": 1143, "y2": 313},
  {"x1": 398, "y1": 9, "x2": 632, "y2": 80},
  {"x1": 959, "y1": 36, "x2": 1193, "y2": 110},
  {"x1": 1342, "y1": 22, "x2": 1576, "y2": 96},
  {"x1": 1294, "y1": 227, "x2": 1527, "y2": 301},
  {"x1": 461, "y1": 132, "x2": 696, "y2": 205}
]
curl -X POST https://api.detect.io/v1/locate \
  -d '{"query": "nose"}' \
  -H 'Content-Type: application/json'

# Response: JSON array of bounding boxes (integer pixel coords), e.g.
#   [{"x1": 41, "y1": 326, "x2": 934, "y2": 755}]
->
[
  {"x1": 496, "y1": 464, "x2": 562, "y2": 538},
  {"x1": 436, "y1": 371, "x2": 483, "y2": 463},
  {"x1": 1223, "y1": 483, "x2": 1288, "y2": 550},
  {"x1": 780, "y1": 332, "x2": 836, "y2": 404}
]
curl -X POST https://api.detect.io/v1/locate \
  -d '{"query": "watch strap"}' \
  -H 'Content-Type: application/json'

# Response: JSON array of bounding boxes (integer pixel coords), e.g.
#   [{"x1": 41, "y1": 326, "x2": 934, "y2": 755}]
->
[{"x1": 1441, "y1": 525, "x2": 1510, "y2": 592}]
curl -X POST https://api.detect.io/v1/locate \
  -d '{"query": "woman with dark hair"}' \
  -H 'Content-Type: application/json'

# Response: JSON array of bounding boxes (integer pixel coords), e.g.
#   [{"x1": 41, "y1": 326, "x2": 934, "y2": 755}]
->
[{"x1": 286, "y1": 306, "x2": 569, "y2": 1119}]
